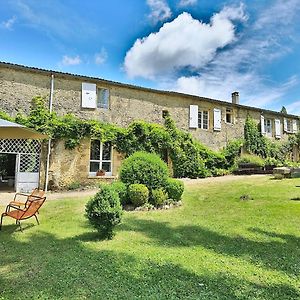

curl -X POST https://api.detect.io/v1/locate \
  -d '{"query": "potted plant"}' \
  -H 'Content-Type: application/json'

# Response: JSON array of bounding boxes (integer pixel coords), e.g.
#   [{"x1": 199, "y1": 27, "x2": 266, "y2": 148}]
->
[{"x1": 96, "y1": 169, "x2": 106, "y2": 176}]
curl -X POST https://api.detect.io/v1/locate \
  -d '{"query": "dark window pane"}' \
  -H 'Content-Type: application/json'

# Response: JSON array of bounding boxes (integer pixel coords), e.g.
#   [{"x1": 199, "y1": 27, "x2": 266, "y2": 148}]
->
[
  {"x1": 203, "y1": 111, "x2": 208, "y2": 129},
  {"x1": 102, "y1": 162, "x2": 111, "y2": 172},
  {"x1": 97, "y1": 88, "x2": 109, "y2": 109},
  {"x1": 102, "y1": 142, "x2": 111, "y2": 160},
  {"x1": 198, "y1": 112, "x2": 202, "y2": 128},
  {"x1": 90, "y1": 162, "x2": 100, "y2": 172},
  {"x1": 90, "y1": 140, "x2": 100, "y2": 160}
]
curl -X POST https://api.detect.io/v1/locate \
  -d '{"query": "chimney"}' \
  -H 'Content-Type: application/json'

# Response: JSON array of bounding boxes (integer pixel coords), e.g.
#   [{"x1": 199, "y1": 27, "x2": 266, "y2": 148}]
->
[{"x1": 232, "y1": 91, "x2": 239, "y2": 104}]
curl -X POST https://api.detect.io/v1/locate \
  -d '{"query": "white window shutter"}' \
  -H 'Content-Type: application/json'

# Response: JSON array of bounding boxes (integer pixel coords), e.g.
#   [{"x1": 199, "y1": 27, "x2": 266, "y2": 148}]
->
[
  {"x1": 283, "y1": 118, "x2": 288, "y2": 132},
  {"x1": 82, "y1": 83, "x2": 96, "y2": 108},
  {"x1": 189, "y1": 105, "x2": 198, "y2": 128},
  {"x1": 261, "y1": 115, "x2": 265, "y2": 134},
  {"x1": 293, "y1": 119, "x2": 298, "y2": 133},
  {"x1": 213, "y1": 108, "x2": 221, "y2": 131},
  {"x1": 275, "y1": 119, "x2": 281, "y2": 138}
]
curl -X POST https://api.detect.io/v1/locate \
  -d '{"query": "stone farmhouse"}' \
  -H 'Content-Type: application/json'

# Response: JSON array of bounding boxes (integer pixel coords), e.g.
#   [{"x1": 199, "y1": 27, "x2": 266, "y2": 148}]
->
[{"x1": 0, "y1": 62, "x2": 299, "y2": 191}]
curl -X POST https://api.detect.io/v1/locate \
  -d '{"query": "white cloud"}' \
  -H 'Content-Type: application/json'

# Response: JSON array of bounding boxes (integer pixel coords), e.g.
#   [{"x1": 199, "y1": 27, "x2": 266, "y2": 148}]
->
[
  {"x1": 159, "y1": 0, "x2": 300, "y2": 109},
  {"x1": 1, "y1": 16, "x2": 16, "y2": 30},
  {"x1": 147, "y1": 0, "x2": 172, "y2": 24},
  {"x1": 124, "y1": 7, "x2": 246, "y2": 79},
  {"x1": 286, "y1": 100, "x2": 300, "y2": 115},
  {"x1": 61, "y1": 55, "x2": 81, "y2": 66},
  {"x1": 178, "y1": 0, "x2": 197, "y2": 7},
  {"x1": 95, "y1": 48, "x2": 108, "y2": 65},
  {"x1": 174, "y1": 73, "x2": 298, "y2": 108}
]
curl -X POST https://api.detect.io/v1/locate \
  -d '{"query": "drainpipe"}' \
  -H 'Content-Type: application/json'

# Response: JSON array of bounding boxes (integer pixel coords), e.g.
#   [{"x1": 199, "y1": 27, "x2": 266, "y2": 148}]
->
[{"x1": 45, "y1": 74, "x2": 54, "y2": 192}]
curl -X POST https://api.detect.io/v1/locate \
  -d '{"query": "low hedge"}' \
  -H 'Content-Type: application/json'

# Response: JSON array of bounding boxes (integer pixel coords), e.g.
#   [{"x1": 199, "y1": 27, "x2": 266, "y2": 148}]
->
[
  {"x1": 128, "y1": 183, "x2": 149, "y2": 207},
  {"x1": 151, "y1": 188, "x2": 168, "y2": 206},
  {"x1": 165, "y1": 178, "x2": 184, "y2": 201}
]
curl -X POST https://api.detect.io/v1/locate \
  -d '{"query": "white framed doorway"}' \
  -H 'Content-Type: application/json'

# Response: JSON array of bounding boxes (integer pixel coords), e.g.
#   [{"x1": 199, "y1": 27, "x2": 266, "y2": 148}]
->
[{"x1": 0, "y1": 139, "x2": 41, "y2": 192}]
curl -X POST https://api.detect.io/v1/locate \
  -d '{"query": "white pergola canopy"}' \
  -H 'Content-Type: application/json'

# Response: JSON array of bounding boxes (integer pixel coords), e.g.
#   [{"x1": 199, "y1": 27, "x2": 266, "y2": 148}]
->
[{"x1": 0, "y1": 118, "x2": 48, "y2": 139}]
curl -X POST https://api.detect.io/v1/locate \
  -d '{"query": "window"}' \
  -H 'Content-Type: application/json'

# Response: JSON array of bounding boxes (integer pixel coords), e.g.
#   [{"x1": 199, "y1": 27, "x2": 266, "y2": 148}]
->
[
  {"x1": 264, "y1": 119, "x2": 272, "y2": 135},
  {"x1": 225, "y1": 108, "x2": 233, "y2": 124},
  {"x1": 198, "y1": 110, "x2": 209, "y2": 129},
  {"x1": 286, "y1": 119, "x2": 293, "y2": 133},
  {"x1": 89, "y1": 140, "x2": 112, "y2": 175},
  {"x1": 97, "y1": 88, "x2": 109, "y2": 109}
]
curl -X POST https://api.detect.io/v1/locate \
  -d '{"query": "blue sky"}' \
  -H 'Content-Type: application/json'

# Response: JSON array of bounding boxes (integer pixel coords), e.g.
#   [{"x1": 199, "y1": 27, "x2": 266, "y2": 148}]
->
[{"x1": 1, "y1": 0, "x2": 300, "y2": 114}]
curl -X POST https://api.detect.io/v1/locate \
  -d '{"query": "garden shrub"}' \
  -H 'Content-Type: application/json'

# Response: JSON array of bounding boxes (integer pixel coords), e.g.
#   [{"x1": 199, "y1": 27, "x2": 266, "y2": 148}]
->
[
  {"x1": 164, "y1": 116, "x2": 208, "y2": 178},
  {"x1": 236, "y1": 154, "x2": 265, "y2": 167},
  {"x1": 151, "y1": 188, "x2": 168, "y2": 206},
  {"x1": 222, "y1": 139, "x2": 243, "y2": 167},
  {"x1": 111, "y1": 181, "x2": 128, "y2": 205},
  {"x1": 67, "y1": 181, "x2": 81, "y2": 190},
  {"x1": 120, "y1": 151, "x2": 169, "y2": 190},
  {"x1": 128, "y1": 183, "x2": 149, "y2": 207},
  {"x1": 165, "y1": 178, "x2": 184, "y2": 201},
  {"x1": 85, "y1": 185, "x2": 122, "y2": 239},
  {"x1": 264, "y1": 157, "x2": 280, "y2": 168},
  {"x1": 244, "y1": 116, "x2": 268, "y2": 158}
]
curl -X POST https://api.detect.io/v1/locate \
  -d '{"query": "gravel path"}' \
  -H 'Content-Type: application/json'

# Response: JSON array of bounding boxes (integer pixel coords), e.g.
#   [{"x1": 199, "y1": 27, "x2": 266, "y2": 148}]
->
[
  {"x1": 0, "y1": 188, "x2": 98, "y2": 206},
  {"x1": 0, "y1": 174, "x2": 269, "y2": 207},
  {"x1": 181, "y1": 174, "x2": 268, "y2": 186}
]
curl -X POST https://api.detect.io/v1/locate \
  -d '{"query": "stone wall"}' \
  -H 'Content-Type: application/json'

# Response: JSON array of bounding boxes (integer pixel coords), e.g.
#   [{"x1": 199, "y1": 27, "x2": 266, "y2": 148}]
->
[
  {"x1": 39, "y1": 138, "x2": 123, "y2": 189},
  {"x1": 0, "y1": 64, "x2": 295, "y2": 151},
  {"x1": 0, "y1": 63, "x2": 298, "y2": 188}
]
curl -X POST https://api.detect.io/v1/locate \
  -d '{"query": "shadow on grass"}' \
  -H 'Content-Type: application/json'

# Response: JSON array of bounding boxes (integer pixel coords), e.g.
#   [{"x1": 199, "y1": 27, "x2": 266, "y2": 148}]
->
[
  {"x1": 119, "y1": 219, "x2": 300, "y2": 277},
  {"x1": 0, "y1": 230, "x2": 299, "y2": 300}
]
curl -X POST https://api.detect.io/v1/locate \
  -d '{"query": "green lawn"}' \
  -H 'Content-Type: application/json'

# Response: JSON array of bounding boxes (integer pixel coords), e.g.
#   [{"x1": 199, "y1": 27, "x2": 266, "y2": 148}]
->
[{"x1": 0, "y1": 176, "x2": 300, "y2": 300}]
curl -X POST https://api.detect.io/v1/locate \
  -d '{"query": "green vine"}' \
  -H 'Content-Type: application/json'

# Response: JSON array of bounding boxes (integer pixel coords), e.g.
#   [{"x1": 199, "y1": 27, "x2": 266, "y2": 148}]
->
[{"x1": 3, "y1": 96, "x2": 298, "y2": 177}]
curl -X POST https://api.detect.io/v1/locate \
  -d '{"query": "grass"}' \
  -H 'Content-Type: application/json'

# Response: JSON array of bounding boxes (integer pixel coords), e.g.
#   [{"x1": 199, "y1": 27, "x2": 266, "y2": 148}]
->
[{"x1": 0, "y1": 175, "x2": 300, "y2": 299}]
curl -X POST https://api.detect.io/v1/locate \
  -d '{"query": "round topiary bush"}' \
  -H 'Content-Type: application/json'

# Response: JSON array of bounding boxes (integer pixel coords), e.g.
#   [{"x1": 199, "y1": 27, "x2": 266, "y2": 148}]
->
[
  {"x1": 111, "y1": 181, "x2": 128, "y2": 206},
  {"x1": 128, "y1": 183, "x2": 149, "y2": 207},
  {"x1": 165, "y1": 178, "x2": 184, "y2": 201},
  {"x1": 151, "y1": 188, "x2": 168, "y2": 206},
  {"x1": 120, "y1": 151, "x2": 169, "y2": 190},
  {"x1": 85, "y1": 185, "x2": 123, "y2": 239}
]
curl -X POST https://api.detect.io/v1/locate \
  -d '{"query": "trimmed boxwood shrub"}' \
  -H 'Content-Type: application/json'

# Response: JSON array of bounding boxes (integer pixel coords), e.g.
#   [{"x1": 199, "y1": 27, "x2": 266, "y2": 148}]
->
[
  {"x1": 85, "y1": 185, "x2": 123, "y2": 239},
  {"x1": 165, "y1": 178, "x2": 184, "y2": 201},
  {"x1": 120, "y1": 151, "x2": 169, "y2": 190},
  {"x1": 151, "y1": 188, "x2": 168, "y2": 206},
  {"x1": 128, "y1": 183, "x2": 149, "y2": 207},
  {"x1": 111, "y1": 181, "x2": 128, "y2": 205}
]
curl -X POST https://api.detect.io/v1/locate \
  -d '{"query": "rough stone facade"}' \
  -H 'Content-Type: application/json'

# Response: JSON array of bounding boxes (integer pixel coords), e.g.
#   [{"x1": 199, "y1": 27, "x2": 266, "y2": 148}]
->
[
  {"x1": 0, "y1": 62, "x2": 299, "y2": 188},
  {"x1": 39, "y1": 139, "x2": 123, "y2": 189}
]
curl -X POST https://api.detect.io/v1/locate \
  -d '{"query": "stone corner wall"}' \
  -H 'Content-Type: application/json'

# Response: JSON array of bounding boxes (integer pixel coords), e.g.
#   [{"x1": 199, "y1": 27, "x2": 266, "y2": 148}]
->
[{"x1": 40, "y1": 138, "x2": 124, "y2": 190}]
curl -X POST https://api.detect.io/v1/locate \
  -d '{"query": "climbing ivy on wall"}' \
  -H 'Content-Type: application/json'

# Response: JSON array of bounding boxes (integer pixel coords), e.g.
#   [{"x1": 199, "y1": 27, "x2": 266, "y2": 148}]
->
[
  {"x1": 244, "y1": 115, "x2": 298, "y2": 163},
  {"x1": 1, "y1": 96, "x2": 231, "y2": 178},
  {"x1": 2, "y1": 96, "x2": 299, "y2": 178}
]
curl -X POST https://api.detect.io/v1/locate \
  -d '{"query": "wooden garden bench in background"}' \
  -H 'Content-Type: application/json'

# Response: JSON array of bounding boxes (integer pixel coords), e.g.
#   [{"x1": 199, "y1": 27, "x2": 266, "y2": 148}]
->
[{"x1": 0, "y1": 196, "x2": 46, "y2": 232}]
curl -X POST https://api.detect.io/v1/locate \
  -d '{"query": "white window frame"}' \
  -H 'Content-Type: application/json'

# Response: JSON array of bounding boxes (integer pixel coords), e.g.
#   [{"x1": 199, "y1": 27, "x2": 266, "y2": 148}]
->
[
  {"x1": 97, "y1": 88, "x2": 110, "y2": 109},
  {"x1": 283, "y1": 118, "x2": 294, "y2": 133},
  {"x1": 89, "y1": 140, "x2": 113, "y2": 176},
  {"x1": 285, "y1": 119, "x2": 293, "y2": 133},
  {"x1": 225, "y1": 108, "x2": 233, "y2": 124},
  {"x1": 198, "y1": 110, "x2": 209, "y2": 130},
  {"x1": 264, "y1": 118, "x2": 273, "y2": 136}
]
